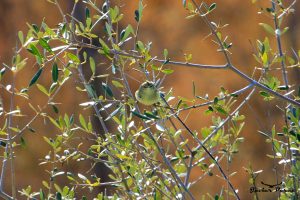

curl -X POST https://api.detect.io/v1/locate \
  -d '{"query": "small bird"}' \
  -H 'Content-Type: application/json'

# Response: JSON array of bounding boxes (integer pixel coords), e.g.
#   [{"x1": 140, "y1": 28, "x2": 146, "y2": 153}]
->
[{"x1": 135, "y1": 81, "x2": 160, "y2": 106}]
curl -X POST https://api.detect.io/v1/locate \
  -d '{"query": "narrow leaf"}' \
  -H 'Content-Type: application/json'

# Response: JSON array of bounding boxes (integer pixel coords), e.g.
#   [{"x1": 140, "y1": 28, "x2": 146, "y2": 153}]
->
[
  {"x1": 79, "y1": 114, "x2": 87, "y2": 130},
  {"x1": 259, "y1": 23, "x2": 275, "y2": 35},
  {"x1": 112, "y1": 80, "x2": 123, "y2": 88},
  {"x1": 102, "y1": 82, "x2": 114, "y2": 97},
  {"x1": 37, "y1": 84, "x2": 49, "y2": 96},
  {"x1": 208, "y1": 3, "x2": 217, "y2": 12},
  {"x1": 18, "y1": 31, "x2": 24, "y2": 45},
  {"x1": 161, "y1": 69, "x2": 174, "y2": 74},
  {"x1": 105, "y1": 105, "x2": 122, "y2": 121},
  {"x1": 29, "y1": 68, "x2": 43, "y2": 87},
  {"x1": 89, "y1": 57, "x2": 96, "y2": 75},
  {"x1": 52, "y1": 62, "x2": 58, "y2": 82},
  {"x1": 39, "y1": 38, "x2": 53, "y2": 53},
  {"x1": 27, "y1": 44, "x2": 43, "y2": 59},
  {"x1": 67, "y1": 52, "x2": 80, "y2": 64},
  {"x1": 132, "y1": 111, "x2": 151, "y2": 120},
  {"x1": 99, "y1": 38, "x2": 110, "y2": 55}
]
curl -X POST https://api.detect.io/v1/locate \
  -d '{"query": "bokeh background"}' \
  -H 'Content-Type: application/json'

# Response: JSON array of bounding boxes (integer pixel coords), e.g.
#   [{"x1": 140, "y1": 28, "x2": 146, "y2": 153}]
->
[{"x1": 0, "y1": 0, "x2": 299, "y2": 199}]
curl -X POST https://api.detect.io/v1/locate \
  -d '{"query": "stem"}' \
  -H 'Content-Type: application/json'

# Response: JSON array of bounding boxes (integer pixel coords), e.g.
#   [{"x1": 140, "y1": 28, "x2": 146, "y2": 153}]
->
[
  {"x1": 77, "y1": 51, "x2": 109, "y2": 136},
  {"x1": 116, "y1": 164, "x2": 133, "y2": 200},
  {"x1": 6, "y1": 74, "x2": 16, "y2": 199},
  {"x1": 0, "y1": 85, "x2": 13, "y2": 200},
  {"x1": 191, "y1": 0, "x2": 232, "y2": 65},
  {"x1": 73, "y1": 41, "x2": 300, "y2": 107},
  {"x1": 229, "y1": 65, "x2": 299, "y2": 107},
  {"x1": 271, "y1": 1, "x2": 289, "y2": 88},
  {"x1": 177, "y1": 83, "x2": 254, "y2": 112}
]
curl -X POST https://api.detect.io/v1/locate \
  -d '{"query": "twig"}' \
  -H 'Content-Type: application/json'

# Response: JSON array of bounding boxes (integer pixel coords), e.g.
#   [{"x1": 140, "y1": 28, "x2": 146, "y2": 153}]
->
[
  {"x1": 177, "y1": 83, "x2": 254, "y2": 113},
  {"x1": 72, "y1": 41, "x2": 300, "y2": 107},
  {"x1": 271, "y1": 1, "x2": 289, "y2": 88}
]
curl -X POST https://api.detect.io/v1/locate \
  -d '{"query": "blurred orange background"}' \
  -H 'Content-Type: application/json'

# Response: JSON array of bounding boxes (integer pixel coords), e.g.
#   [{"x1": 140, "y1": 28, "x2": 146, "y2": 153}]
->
[{"x1": 0, "y1": 0, "x2": 299, "y2": 199}]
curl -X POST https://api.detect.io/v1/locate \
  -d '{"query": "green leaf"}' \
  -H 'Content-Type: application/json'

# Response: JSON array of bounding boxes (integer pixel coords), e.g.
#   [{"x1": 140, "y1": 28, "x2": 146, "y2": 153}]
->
[
  {"x1": 215, "y1": 106, "x2": 227, "y2": 115},
  {"x1": 89, "y1": 57, "x2": 95, "y2": 75},
  {"x1": 20, "y1": 137, "x2": 26, "y2": 148},
  {"x1": 120, "y1": 24, "x2": 134, "y2": 42},
  {"x1": 27, "y1": 126, "x2": 36, "y2": 133},
  {"x1": 85, "y1": 84, "x2": 97, "y2": 99},
  {"x1": 259, "y1": 23, "x2": 275, "y2": 35},
  {"x1": 102, "y1": 82, "x2": 114, "y2": 97},
  {"x1": 99, "y1": 38, "x2": 110, "y2": 55},
  {"x1": 134, "y1": 10, "x2": 140, "y2": 22},
  {"x1": 230, "y1": 93, "x2": 238, "y2": 98},
  {"x1": 136, "y1": 41, "x2": 145, "y2": 51},
  {"x1": 67, "y1": 52, "x2": 80, "y2": 64},
  {"x1": 144, "y1": 111, "x2": 160, "y2": 119},
  {"x1": 29, "y1": 68, "x2": 43, "y2": 87},
  {"x1": 161, "y1": 69, "x2": 174, "y2": 74},
  {"x1": 281, "y1": 27, "x2": 289, "y2": 35},
  {"x1": 49, "y1": 82, "x2": 58, "y2": 94},
  {"x1": 213, "y1": 97, "x2": 219, "y2": 104},
  {"x1": 0, "y1": 68, "x2": 6, "y2": 81},
  {"x1": 259, "y1": 91, "x2": 274, "y2": 100},
  {"x1": 47, "y1": 117, "x2": 61, "y2": 130},
  {"x1": 78, "y1": 173, "x2": 87, "y2": 181},
  {"x1": 18, "y1": 31, "x2": 24, "y2": 45},
  {"x1": 85, "y1": 7, "x2": 90, "y2": 18},
  {"x1": 262, "y1": 52, "x2": 268, "y2": 66},
  {"x1": 105, "y1": 105, "x2": 122, "y2": 121},
  {"x1": 32, "y1": 24, "x2": 39, "y2": 33},
  {"x1": 86, "y1": 18, "x2": 92, "y2": 29},
  {"x1": 52, "y1": 62, "x2": 59, "y2": 82},
  {"x1": 79, "y1": 114, "x2": 87, "y2": 130},
  {"x1": 105, "y1": 22, "x2": 112, "y2": 38},
  {"x1": 205, "y1": 106, "x2": 214, "y2": 114},
  {"x1": 27, "y1": 44, "x2": 43, "y2": 59},
  {"x1": 52, "y1": 105, "x2": 59, "y2": 114},
  {"x1": 112, "y1": 80, "x2": 124, "y2": 88},
  {"x1": 260, "y1": 91, "x2": 269, "y2": 97},
  {"x1": 163, "y1": 49, "x2": 168, "y2": 59},
  {"x1": 37, "y1": 84, "x2": 49, "y2": 96},
  {"x1": 215, "y1": 194, "x2": 219, "y2": 200},
  {"x1": 56, "y1": 192, "x2": 62, "y2": 200},
  {"x1": 39, "y1": 38, "x2": 53, "y2": 53},
  {"x1": 0, "y1": 141, "x2": 6, "y2": 147},
  {"x1": 138, "y1": 1, "x2": 143, "y2": 21},
  {"x1": 208, "y1": 3, "x2": 217, "y2": 12},
  {"x1": 40, "y1": 189, "x2": 45, "y2": 200},
  {"x1": 132, "y1": 111, "x2": 151, "y2": 120}
]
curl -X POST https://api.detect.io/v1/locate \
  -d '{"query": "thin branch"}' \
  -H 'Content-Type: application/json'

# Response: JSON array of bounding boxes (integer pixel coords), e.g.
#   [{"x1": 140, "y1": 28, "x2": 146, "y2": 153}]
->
[
  {"x1": 271, "y1": 1, "x2": 289, "y2": 88},
  {"x1": 72, "y1": 42, "x2": 228, "y2": 69},
  {"x1": 191, "y1": 0, "x2": 232, "y2": 65},
  {"x1": 229, "y1": 65, "x2": 299, "y2": 107},
  {"x1": 176, "y1": 83, "x2": 254, "y2": 113},
  {"x1": 54, "y1": 0, "x2": 68, "y2": 24},
  {"x1": 197, "y1": 87, "x2": 256, "y2": 151},
  {"x1": 72, "y1": 41, "x2": 300, "y2": 107}
]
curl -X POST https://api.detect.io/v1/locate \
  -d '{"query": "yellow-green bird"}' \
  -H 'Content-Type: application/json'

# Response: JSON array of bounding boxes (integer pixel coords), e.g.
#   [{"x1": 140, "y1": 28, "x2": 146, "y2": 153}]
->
[{"x1": 135, "y1": 81, "x2": 160, "y2": 106}]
